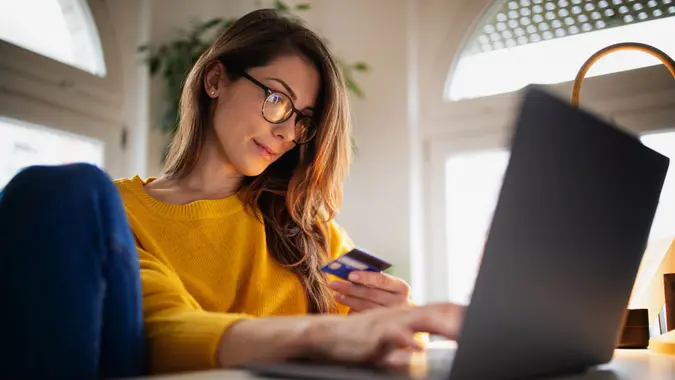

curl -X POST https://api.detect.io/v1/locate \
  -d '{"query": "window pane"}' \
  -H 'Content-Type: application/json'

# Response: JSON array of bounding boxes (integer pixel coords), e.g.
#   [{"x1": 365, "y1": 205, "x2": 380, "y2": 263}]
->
[
  {"x1": 0, "y1": 0, "x2": 106, "y2": 76},
  {"x1": 631, "y1": 130, "x2": 675, "y2": 308},
  {"x1": 641, "y1": 131, "x2": 675, "y2": 243},
  {"x1": 445, "y1": 131, "x2": 675, "y2": 306},
  {"x1": 447, "y1": 0, "x2": 675, "y2": 100},
  {"x1": 0, "y1": 116, "x2": 104, "y2": 188},
  {"x1": 445, "y1": 149, "x2": 510, "y2": 305}
]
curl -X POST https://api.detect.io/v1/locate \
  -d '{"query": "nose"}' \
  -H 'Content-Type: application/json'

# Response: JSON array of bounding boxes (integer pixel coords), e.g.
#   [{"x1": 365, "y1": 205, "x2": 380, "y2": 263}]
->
[{"x1": 273, "y1": 117, "x2": 296, "y2": 143}]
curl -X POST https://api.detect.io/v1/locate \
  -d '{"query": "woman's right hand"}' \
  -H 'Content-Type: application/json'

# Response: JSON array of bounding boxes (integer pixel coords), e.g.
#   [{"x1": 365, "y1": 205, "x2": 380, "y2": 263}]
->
[
  {"x1": 217, "y1": 302, "x2": 464, "y2": 369},
  {"x1": 305, "y1": 303, "x2": 464, "y2": 366}
]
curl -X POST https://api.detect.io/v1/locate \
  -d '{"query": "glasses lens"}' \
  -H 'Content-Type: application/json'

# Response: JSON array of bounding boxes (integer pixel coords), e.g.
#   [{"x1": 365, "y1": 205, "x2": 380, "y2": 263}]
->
[
  {"x1": 263, "y1": 92, "x2": 292, "y2": 123},
  {"x1": 295, "y1": 117, "x2": 316, "y2": 144}
]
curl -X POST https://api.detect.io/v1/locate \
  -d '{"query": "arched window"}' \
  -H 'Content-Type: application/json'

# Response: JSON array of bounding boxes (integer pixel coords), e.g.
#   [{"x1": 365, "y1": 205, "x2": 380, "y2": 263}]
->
[
  {"x1": 0, "y1": 0, "x2": 106, "y2": 76},
  {"x1": 447, "y1": 0, "x2": 675, "y2": 100}
]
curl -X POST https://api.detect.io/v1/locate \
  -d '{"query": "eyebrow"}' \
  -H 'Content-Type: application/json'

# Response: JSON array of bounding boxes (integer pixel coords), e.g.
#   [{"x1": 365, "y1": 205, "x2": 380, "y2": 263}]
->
[
  {"x1": 267, "y1": 77, "x2": 315, "y2": 114},
  {"x1": 267, "y1": 78, "x2": 297, "y2": 101}
]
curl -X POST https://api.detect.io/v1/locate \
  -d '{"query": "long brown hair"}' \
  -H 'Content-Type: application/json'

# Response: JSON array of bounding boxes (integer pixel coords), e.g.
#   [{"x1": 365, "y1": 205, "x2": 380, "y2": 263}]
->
[{"x1": 163, "y1": 9, "x2": 351, "y2": 314}]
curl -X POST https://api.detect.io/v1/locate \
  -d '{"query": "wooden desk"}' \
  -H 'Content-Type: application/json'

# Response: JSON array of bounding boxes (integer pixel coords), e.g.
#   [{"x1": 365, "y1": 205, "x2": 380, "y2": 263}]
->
[{"x1": 148, "y1": 347, "x2": 675, "y2": 379}]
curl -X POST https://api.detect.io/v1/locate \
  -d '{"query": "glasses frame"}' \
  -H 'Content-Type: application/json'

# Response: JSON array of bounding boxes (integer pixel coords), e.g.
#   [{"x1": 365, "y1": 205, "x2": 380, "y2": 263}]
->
[{"x1": 241, "y1": 72, "x2": 317, "y2": 145}]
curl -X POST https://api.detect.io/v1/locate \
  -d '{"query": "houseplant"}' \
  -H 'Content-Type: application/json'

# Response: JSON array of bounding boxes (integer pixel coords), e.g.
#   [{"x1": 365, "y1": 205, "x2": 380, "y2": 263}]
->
[{"x1": 139, "y1": 0, "x2": 369, "y2": 147}]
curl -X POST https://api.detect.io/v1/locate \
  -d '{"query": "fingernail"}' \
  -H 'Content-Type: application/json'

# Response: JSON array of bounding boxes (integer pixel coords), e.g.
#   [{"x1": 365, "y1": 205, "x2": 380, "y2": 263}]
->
[{"x1": 349, "y1": 273, "x2": 360, "y2": 281}]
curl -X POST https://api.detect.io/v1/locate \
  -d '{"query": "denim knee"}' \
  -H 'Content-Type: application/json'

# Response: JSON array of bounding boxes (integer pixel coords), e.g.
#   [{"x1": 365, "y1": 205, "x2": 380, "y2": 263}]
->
[{"x1": 5, "y1": 163, "x2": 115, "y2": 204}]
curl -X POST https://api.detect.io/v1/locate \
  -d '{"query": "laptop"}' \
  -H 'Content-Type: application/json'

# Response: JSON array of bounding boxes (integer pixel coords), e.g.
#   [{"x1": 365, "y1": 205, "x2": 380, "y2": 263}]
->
[{"x1": 243, "y1": 86, "x2": 670, "y2": 379}]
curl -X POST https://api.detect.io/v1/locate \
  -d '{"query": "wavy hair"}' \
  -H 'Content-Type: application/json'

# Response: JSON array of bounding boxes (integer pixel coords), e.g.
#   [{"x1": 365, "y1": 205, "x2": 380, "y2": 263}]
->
[{"x1": 163, "y1": 9, "x2": 351, "y2": 313}]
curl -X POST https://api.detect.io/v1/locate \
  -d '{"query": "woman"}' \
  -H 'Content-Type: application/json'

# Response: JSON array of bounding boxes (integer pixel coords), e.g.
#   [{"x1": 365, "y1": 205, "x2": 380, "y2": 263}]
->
[
  {"x1": 0, "y1": 8, "x2": 463, "y2": 379},
  {"x1": 115, "y1": 8, "x2": 429, "y2": 373},
  {"x1": 0, "y1": 163, "x2": 462, "y2": 379}
]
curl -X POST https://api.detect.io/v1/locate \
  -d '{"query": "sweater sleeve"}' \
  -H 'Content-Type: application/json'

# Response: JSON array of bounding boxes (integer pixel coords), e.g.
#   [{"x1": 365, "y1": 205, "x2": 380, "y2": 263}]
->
[{"x1": 137, "y1": 246, "x2": 251, "y2": 373}]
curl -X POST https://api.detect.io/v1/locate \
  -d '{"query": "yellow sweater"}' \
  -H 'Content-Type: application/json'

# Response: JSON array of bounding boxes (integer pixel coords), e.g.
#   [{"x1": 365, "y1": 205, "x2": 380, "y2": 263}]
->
[{"x1": 115, "y1": 176, "x2": 354, "y2": 373}]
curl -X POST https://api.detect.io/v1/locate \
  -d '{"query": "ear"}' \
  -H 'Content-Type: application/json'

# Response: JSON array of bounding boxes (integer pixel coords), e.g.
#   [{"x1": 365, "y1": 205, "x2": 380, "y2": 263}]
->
[{"x1": 203, "y1": 61, "x2": 227, "y2": 98}]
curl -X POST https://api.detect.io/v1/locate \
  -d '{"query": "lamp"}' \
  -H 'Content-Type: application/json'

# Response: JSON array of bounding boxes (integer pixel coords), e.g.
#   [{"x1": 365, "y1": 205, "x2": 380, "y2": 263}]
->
[
  {"x1": 570, "y1": 42, "x2": 675, "y2": 107},
  {"x1": 570, "y1": 42, "x2": 675, "y2": 356}
]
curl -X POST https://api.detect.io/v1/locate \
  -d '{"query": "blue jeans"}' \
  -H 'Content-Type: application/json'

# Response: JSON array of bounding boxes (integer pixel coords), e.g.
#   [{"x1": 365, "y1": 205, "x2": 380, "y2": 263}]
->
[{"x1": 0, "y1": 164, "x2": 147, "y2": 378}]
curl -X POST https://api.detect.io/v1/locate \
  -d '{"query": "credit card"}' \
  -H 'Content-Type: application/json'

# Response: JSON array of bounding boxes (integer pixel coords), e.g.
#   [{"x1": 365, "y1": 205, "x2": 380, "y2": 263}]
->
[{"x1": 321, "y1": 248, "x2": 392, "y2": 280}]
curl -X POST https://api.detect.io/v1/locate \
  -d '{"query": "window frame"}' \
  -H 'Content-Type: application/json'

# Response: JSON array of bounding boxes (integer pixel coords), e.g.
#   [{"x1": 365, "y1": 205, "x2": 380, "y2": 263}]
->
[
  {"x1": 0, "y1": 0, "x2": 127, "y2": 178},
  {"x1": 0, "y1": 0, "x2": 124, "y2": 123},
  {"x1": 0, "y1": 89, "x2": 126, "y2": 179}
]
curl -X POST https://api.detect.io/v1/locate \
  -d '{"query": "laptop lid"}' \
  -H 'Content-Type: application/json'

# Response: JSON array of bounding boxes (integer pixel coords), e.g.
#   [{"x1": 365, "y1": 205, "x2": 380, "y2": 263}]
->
[{"x1": 447, "y1": 86, "x2": 669, "y2": 380}]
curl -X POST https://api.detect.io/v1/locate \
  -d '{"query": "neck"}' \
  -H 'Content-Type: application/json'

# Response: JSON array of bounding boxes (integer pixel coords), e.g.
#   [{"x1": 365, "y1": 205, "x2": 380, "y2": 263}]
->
[{"x1": 179, "y1": 139, "x2": 243, "y2": 198}]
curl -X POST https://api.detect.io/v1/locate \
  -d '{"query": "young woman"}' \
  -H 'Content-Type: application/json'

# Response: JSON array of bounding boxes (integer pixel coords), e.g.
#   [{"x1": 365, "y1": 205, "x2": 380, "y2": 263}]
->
[
  {"x1": 115, "y1": 8, "x2": 441, "y2": 373},
  {"x1": 0, "y1": 8, "x2": 463, "y2": 379}
]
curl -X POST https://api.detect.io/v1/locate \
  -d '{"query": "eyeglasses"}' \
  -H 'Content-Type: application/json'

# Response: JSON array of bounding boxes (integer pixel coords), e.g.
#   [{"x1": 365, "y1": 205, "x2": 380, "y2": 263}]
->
[{"x1": 241, "y1": 72, "x2": 317, "y2": 145}]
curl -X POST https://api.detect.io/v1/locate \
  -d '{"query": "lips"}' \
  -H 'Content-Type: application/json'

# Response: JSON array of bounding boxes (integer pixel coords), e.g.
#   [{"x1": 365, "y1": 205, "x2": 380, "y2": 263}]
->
[{"x1": 253, "y1": 139, "x2": 278, "y2": 160}]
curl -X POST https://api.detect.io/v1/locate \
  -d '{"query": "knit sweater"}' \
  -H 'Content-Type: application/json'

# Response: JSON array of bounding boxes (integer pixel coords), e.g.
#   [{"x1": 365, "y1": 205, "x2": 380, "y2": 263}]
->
[{"x1": 115, "y1": 176, "x2": 353, "y2": 373}]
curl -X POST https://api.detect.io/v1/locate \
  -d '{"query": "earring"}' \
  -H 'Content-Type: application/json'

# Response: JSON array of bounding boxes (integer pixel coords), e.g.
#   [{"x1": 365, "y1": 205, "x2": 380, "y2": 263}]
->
[{"x1": 210, "y1": 90, "x2": 216, "y2": 96}]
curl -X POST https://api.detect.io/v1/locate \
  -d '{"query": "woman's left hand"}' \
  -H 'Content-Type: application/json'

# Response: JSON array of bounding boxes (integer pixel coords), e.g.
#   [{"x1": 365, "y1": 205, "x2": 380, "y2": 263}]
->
[{"x1": 328, "y1": 271, "x2": 411, "y2": 312}]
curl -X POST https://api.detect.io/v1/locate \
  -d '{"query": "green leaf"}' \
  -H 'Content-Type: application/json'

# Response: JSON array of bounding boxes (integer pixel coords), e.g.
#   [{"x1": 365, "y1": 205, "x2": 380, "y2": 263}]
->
[
  {"x1": 202, "y1": 17, "x2": 224, "y2": 29},
  {"x1": 274, "y1": 0, "x2": 289, "y2": 11},
  {"x1": 344, "y1": 74, "x2": 365, "y2": 98},
  {"x1": 353, "y1": 61, "x2": 370, "y2": 72},
  {"x1": 149, "y1": 56, "x2": 161, "y2": 75},
  {"x1": 295, "y1": 3, "x2": 311, "y2": 10}
]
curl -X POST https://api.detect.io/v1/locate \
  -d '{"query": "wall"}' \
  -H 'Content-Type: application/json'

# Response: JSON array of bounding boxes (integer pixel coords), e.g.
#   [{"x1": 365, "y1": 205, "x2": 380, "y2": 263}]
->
[
  {"x1": 103, "y1": 0, "x2": 152, "y2": 178},
  {"x1": 307, "y1": 0, "x2": 417, "y2": 284}
]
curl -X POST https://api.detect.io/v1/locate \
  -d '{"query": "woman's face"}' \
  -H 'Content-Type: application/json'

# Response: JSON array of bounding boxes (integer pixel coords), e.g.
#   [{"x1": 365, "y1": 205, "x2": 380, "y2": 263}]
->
[{"x1": 205, "y1": 54, "x2": 320, "y2": 177}]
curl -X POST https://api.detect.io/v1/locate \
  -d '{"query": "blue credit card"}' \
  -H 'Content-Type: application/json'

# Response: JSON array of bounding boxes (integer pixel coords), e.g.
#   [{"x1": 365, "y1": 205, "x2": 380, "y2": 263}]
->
[{"x1": 321, "y1": 248, "x2": 392, "y2": 280}]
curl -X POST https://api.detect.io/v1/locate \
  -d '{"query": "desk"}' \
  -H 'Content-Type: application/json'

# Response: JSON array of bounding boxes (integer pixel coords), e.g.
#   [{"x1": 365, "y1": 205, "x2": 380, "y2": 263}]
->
[{"x1": 149, "y1": 347, "x2": 675, "y2": 379}]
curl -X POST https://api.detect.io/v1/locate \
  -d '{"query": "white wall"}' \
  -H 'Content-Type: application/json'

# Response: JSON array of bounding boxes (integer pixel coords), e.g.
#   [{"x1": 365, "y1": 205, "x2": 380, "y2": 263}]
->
[
  {"x1": 307, "y1": 0, "x2": 417, "y2": 284},
  {"x1": 104, "y1": 0, "x2": 152, "y2": 178}
]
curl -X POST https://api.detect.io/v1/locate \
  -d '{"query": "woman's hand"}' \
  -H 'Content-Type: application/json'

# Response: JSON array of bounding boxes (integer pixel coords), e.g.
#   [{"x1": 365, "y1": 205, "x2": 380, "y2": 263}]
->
[
  {"x1": 328, "y1": 271, "x2": 411, "y2": 312},
  {"x1": 217, "y1": 303, "x2": 464, "y2": 369},
  {"x1": 305, "y1": 303, "x2": 464, "y2": 367}
]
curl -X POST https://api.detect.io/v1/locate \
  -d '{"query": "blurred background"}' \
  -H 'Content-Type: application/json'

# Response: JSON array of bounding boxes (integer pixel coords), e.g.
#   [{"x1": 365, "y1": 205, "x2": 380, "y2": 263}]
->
[{"x1": 1, "y1": 0, "x2": 674, "y2": 307}]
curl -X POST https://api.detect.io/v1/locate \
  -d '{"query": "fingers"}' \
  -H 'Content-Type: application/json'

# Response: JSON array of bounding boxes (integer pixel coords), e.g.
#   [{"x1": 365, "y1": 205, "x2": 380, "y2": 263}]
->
[
  {"x1": 334, "y1": 293, "x2": 381, "y2": 311},
  {"x1": 378, "y1": 349, "x2": 415, "y2": 373},
  {"x1": 329, "y1": 280, "x2": 402, "y2": 307},
  {"x1": 403, "y1": 303, "x2": 465, "y2": 339},
  {"x1": 348, "y1": 271, "x2": 410, "y2": 294}
]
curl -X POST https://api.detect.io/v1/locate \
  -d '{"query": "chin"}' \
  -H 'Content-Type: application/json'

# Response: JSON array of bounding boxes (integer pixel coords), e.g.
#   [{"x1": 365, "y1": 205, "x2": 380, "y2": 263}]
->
[{"x1": 236, "y1": 161, "x2": 269, "y2": 177}]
